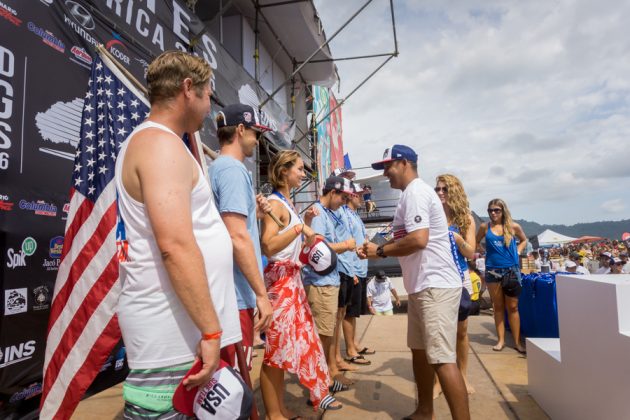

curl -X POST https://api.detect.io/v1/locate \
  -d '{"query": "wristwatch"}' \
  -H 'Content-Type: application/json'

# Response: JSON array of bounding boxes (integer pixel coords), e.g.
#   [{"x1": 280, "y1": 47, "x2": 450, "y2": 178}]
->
[{"x1": 376, "y1": 245, "x2": 387, "y2": 258}]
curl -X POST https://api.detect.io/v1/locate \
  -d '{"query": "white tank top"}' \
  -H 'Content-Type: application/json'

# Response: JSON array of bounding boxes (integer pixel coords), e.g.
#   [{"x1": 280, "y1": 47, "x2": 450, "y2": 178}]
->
[
  {"x1": 267, "y1": 193, "x2": 302, "y2": 263},
  {"x1": 114, "y1": 121, "x2": 241, "y2": 369}
]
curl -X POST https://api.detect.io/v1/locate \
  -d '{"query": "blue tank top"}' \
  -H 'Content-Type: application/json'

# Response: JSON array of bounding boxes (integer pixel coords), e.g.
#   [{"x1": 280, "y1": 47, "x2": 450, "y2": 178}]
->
[
  {"x1": 485, "y1": 225, "x2": 519, "y2": 268},
  {"x1": 448, "y1": 225, "x2": 468, "y2": 273}
]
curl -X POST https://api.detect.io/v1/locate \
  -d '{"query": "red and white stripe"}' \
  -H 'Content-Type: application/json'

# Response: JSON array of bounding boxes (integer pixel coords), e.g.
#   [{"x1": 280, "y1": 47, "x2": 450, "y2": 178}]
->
[
  {"x1": 393, "y1": 226, "x2": 407, "y2": 241},
  {"x1": 40, "y1": 182, "x2": 122, "y2": 420}
]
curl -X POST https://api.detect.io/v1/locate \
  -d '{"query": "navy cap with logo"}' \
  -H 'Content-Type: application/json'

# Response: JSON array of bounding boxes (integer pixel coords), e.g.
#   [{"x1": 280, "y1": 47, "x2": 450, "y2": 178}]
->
[
  {"x1": 371, "y1": 145, "x2": 418, "y2": 170},
  {"x1": 215, "y1": 103, "x2": 271, "y2": 132}
]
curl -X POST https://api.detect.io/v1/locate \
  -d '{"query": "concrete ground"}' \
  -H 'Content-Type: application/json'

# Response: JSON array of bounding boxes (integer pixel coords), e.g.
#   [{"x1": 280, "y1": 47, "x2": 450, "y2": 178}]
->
[{"x1": 73, "y1": 308, "x2": 549, "y2": 420}]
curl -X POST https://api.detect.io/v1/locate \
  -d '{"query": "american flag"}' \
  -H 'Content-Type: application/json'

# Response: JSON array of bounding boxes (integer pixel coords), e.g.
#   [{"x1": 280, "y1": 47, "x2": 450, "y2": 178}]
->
[{"x1": 40, "y1": 53, "x2": 149, "y2": 419}]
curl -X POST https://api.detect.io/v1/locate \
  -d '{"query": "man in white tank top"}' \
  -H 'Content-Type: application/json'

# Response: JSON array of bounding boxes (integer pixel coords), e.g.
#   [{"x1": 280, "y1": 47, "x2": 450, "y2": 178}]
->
[{"x1": 114, "y1": 51, "x2": 241, "y2": 419}]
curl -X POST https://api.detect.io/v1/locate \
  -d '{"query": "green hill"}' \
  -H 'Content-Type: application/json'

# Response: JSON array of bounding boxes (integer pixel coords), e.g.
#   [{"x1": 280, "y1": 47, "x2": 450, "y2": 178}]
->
[{"x1": 477, "y1": 216, "x2": 630, "y2": 240}]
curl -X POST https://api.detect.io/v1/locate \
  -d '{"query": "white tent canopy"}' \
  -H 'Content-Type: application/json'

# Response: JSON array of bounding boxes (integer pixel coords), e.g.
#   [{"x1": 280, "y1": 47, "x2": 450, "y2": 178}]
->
[{"x1": 537, "y1": 229, "x2": 577, "y2": 247}]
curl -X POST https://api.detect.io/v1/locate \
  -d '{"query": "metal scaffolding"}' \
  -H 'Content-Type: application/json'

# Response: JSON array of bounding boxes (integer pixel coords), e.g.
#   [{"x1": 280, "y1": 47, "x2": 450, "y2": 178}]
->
[
  {"x1": 243, "y1": 0, "x2": 399, "y2": 207},
  {"x1": 202, "y1": 0, "x2": 398, "y2": 209}
]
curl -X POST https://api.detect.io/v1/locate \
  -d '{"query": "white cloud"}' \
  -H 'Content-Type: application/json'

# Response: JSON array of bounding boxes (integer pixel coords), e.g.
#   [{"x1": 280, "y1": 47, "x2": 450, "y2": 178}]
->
[
  {"x1": 314, "y1": 0, "x2": 630, "y2": 224},
  {"x1": 601, "y1": 199, "x2": 626, "y2": 213}
]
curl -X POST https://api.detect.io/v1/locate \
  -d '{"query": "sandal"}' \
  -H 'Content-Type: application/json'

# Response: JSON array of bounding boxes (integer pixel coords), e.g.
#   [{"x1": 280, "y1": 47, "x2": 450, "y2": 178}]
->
[
  {"x1": 345, "y1": 355, "x2": 371, "y2": 365},
  {"x1": 358, "y1": 347, "x2": 376, "y2": 355},
  {"x1": 317, "y1": 395, "x2": 343, "y2": 411},
  {"x1": 329, "y1": 379, "x2": 350, "y2": 393}
]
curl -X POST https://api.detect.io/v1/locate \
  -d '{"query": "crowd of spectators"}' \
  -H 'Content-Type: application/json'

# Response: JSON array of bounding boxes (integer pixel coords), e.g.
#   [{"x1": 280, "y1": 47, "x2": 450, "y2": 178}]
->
[{"x1": 528, "y1": 239, "x2": 630, "y2": 274}]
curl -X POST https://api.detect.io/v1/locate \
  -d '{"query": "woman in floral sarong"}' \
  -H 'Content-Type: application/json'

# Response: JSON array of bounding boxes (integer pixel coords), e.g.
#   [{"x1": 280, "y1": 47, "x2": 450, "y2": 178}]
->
[{"x1": 260, "y1": 151, "x2": 342, "y2": 418}]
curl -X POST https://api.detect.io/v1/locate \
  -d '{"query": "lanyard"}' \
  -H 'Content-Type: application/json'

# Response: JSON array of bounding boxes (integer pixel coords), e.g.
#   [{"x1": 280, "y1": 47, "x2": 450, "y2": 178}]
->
[
  {"x1": 448, "y1": 231, "x2": 466, "y2": 282},
  {"x1": 324, "y1": 205, "x2": 344, "y2": 226},
  {"x1": 272, "y1": 190, "x2": 303, "y2": 223}
]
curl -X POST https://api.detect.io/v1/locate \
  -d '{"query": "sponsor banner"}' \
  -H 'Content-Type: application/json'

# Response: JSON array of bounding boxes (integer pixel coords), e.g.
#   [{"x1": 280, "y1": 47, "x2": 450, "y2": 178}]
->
[
  {"x1": 312, "y1": 86, "x2": 344, "y2": 188},
  {"x1": 0, "y1": 0, "x2": 295, "y2": 413}
]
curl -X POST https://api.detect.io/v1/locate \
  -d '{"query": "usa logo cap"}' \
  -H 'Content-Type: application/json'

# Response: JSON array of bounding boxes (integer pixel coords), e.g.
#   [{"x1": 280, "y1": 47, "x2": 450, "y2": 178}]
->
[
  {"x1": 371, "y1": 145, "x2": 418, "y2": 170},
  {"x1": 299, "y1": 236, "x2": 338, "y2": 275},
  {"x1": 172, "y1": 359, "x2": 253, "y2": 419}
]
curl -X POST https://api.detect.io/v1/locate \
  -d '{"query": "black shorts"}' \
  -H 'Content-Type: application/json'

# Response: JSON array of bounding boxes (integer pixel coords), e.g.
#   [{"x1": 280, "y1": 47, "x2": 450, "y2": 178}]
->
[
  {"x1": 346, "y1": 276, "x2": 365, "y2": 318},
  {"x1": 360, "y1": 276, "x2": 369, "y2": 315},
  {"x1": 458, "y1": 287, "x2": 472, "y2": 322},
  {"x1": 486, "y1": 267, "x2": 522, "y2": 298},
  {"x1": 338, "y1": 272, "x2": 354, "y2": 308}
]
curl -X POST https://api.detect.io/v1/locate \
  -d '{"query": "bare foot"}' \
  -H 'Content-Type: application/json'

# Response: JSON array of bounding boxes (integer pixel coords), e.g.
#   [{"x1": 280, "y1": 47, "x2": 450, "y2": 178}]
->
[
  {"x1": 464, "y1": 379, "x2": 476, "y2": 395},
  {"x1": 280, "y1": 408, "x2": 300, "y2": 420},
  {"x1": 492, "y1": 342, "x2": 505, "y2": 351},
  {"x1": 333, "y1": 373, "x2": 356, "y2": 385},
  {"x1": 336, "y1": 360, "x2": 359, "y2": 371},
  {"x1": 402, "y1": 409, "x2": 432, "y2": 420},
  {"x1": 432, "y1": 381, "x2": 442, "y2": 399}
]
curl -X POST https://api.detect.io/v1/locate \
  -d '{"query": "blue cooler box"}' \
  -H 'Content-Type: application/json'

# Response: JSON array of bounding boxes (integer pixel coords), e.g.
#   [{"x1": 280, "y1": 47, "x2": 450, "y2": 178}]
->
[{"x1": 518, "y1": 273, "x2": 559, "y2": 338}]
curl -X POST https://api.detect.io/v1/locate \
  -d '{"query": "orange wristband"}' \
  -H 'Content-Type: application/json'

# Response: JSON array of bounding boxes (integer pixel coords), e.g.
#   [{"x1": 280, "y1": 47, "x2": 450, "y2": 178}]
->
[{"x1": 202, "y1": 330, "x2": 222, "y2": 341}]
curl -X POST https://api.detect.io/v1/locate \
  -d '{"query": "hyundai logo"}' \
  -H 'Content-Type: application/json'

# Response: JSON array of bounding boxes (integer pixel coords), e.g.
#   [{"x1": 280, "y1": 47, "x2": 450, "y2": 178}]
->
[{"x1": 65, "y1": 0, "x2": 94, "y2": 30}]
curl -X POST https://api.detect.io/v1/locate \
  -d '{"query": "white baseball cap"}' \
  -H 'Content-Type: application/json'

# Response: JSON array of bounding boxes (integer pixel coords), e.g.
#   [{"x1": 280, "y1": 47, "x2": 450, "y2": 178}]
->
[
  {"x1": 172, "y1": 360, "x2": 253, "y2": 419},
  {"x1": 299, "y1": 236, "x2": 338, "y2": 275}
]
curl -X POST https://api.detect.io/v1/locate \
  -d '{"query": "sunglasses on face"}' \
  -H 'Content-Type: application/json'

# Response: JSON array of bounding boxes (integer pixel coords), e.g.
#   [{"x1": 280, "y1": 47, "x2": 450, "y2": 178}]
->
[
  {"x1": 487, "y1": 208, "x2": 503, "y2": 214},
  {"x1": 434, "y1": 187, "x2": 448, "y2": 193}
]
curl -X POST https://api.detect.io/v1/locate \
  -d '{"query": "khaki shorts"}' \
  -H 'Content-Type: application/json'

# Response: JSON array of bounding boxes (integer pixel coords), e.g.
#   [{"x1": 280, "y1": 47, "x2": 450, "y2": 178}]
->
[
  {"x1": 305, "y1": 285, "x2": 339, "y2": 337},
  {"x1": 407, "y1": 287, "x2": 461, "y2": 364}
]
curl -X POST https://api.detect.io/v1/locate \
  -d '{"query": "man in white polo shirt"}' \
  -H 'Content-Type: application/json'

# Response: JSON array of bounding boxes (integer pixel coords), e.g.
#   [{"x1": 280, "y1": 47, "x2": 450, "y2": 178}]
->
[{"x1": 359, "y1": 145, "x2": 470, "y2": 420}]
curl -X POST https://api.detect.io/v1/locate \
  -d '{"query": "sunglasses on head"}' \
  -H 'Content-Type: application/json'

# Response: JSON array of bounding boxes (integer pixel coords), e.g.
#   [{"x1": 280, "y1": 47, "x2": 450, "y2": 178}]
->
[
  {"x1": 487, "y1": 208, "x2": 503, "y2": 214},
  {"x1": 434, "y1": 187, "x2": 448, "y2": 193}
]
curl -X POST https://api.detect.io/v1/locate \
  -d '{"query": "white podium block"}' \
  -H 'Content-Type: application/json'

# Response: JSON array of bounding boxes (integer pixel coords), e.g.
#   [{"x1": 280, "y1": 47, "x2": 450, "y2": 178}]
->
[{"x1": 527, "y1": 274, "x2": 630, "y2": 420}]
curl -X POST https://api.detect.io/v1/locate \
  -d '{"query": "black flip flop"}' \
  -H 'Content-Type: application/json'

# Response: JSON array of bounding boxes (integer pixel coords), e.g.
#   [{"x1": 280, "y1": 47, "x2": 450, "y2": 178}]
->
[
  {"x1": 345, "y1": 355, "x2": 371, "y2": 365},
  {"x1": 358, "y1": 347, "x2": 376, "y2": 355}
]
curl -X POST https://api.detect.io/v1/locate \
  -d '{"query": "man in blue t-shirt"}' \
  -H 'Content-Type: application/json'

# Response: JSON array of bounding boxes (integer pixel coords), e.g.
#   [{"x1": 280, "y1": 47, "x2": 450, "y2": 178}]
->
[
  {"x1": 210, "y1": 103, "x2": 273, "y2": 369},
  {"x1": 342, "y1": 182, "x2": 375, "y2": 363},
  {"x1": 303, "y1": 176, "x2": 356, "y2": 385}
]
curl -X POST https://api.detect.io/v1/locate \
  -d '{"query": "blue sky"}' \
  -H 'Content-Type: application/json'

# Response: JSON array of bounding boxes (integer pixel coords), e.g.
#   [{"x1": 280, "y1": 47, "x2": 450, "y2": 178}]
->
[{"x1": 313, "y1": 0, "x2": 630, "y2": 225}]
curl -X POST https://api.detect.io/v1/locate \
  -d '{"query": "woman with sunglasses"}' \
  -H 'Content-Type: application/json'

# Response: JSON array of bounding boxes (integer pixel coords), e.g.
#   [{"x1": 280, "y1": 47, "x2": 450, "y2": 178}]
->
[
  {"x1": 433, "y1": 174, "x2": 477, "y2": 397},
  {"x1": 259, "y1": 150, "x2": 342, "y2": 416},
  {"x1": 476, "y1": 199, "x2": 528, "y2": 353}
]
